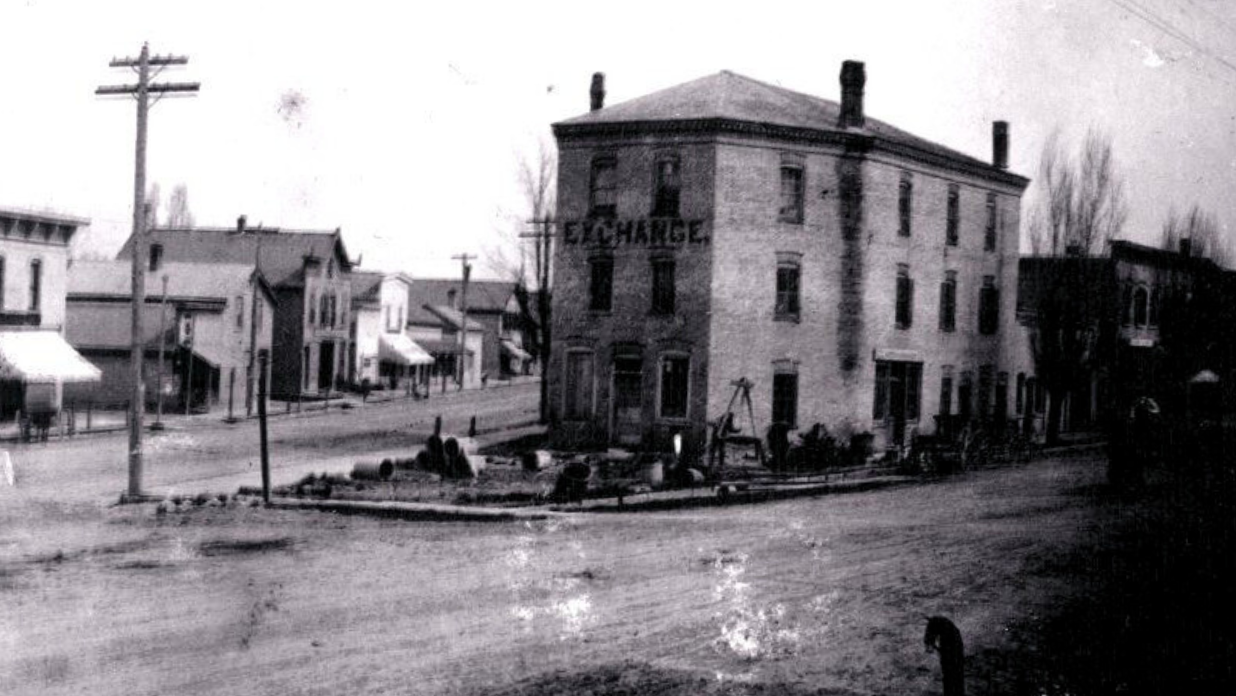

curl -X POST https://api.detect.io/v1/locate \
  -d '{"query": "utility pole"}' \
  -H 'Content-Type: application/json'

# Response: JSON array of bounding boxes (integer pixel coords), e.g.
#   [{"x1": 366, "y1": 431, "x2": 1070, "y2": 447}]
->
[
  {"x1": 246, "y1": 239, "x2": 262, "y2": 417},
  {"x1": 97, "y1": 43, "x2": 199, "y2": 501},
  {"x1": 451, "y1": 253, "x2": 475, "y2": 389},
  {"x1": 519, "y1": 218, "x2": 555, "y2": 424}
]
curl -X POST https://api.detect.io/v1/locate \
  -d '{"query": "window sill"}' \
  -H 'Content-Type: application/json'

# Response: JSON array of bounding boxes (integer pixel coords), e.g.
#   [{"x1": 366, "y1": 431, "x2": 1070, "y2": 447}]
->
[
  {"x1": 657, "y1": 415, "x2": 690, "y2": 425},
  {"x1": 648, "y1": 311, "x2": 676, "y2": 318},
  {"x1": 777, "y1": 217, "x2": 804, "y2": 226},
  {"x1": 895, "y1": 324, "x2": 912, "y2": 331},
  {"x1": 774, "y1": 314, "x2": 801, "y2": 324}
]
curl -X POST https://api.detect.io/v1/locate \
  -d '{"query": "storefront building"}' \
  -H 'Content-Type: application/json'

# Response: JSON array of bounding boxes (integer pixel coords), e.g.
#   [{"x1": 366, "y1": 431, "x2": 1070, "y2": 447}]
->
[{"x1": 548, "y1": 63, "x2": 1029, "y2": 456}]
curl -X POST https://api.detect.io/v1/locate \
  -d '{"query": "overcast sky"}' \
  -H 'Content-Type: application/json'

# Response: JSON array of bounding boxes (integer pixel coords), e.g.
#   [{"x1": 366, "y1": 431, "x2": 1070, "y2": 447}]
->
[{"x1": 2, "y1": 0, "x2": 1234, "y2": 279}]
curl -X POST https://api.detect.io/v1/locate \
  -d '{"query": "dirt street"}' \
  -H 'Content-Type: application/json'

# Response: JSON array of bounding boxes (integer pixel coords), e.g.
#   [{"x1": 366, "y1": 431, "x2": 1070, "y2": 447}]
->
[{"x1": 2, "y1": 451, "x2": 1223, "y2": 696}]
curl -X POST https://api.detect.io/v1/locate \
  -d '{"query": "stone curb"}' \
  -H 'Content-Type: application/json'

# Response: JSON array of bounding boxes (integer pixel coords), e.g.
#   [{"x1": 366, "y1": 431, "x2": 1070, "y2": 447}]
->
[{"x1": 268, "y1": 497, "x2": 570, "y2": 522}]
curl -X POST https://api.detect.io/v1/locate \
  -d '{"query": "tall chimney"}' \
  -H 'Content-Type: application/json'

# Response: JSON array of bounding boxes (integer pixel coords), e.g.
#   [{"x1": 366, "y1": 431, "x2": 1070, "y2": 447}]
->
[
  {"x1": 993, "y1": 121, "x2": 1009, "y2": 170},
  {"x1": 237, "y1": 215, "x2": 247, "y2": 233},
  {"x1": 1180, "y1": 238, "x2": 1193, "y2": 258},
  {"x1": 838, "y1": 60, "x2": 866, "y2": 129},
  {"x1": 590, "y1": 72, "x2": 606, "y2": 112}
]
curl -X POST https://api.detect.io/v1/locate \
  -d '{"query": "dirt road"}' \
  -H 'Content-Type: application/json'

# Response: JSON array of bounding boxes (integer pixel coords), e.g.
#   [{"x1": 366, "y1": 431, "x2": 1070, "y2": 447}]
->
[
  {"x1": 3, "y1": 382, "x2": 538, "y2": 503},
  {"x1": 0, "y1": 451, "x2": 1142, "y2": 696}
]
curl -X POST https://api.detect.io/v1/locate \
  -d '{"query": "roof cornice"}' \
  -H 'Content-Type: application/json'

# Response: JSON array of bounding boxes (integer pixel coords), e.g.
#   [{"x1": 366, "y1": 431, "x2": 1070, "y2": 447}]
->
[{"x1": 554, "y1": 117, "x2": 1029, "y2": 190}]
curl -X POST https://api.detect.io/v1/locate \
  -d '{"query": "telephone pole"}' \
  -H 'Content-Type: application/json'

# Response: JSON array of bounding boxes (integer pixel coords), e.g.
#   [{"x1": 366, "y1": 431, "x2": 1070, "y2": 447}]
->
[
  {"x1": 519, "y1": 217, "x2": 555, "y2": 424},
  {"x1": 97, "y1": 43, "x2": 199, "y2": 501},
  {"x1": 451, "y1": 253, "x2": 476, "y2": 389}
]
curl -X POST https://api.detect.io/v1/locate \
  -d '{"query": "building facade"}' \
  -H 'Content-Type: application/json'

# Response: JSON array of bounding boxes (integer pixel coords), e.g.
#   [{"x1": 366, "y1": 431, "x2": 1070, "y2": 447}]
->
[
  {"x1": 349, "y1": 271, "x2": 433, "y2": 390},
  {"x1": 548, "y1": 64, "x2": 1029, "y2": 456},
  {"x1": 65, "y1": 261, "x2": 275, "y2": 412},
  {"x1": 119, "y1": 217, "x2": 353, "y2": 400},
  {"x1": 405, "y1": 278, "x2": 531, "y2": 379},
  {"x1": 0, "y1": 207, "x2": 100, "y2": 421}
]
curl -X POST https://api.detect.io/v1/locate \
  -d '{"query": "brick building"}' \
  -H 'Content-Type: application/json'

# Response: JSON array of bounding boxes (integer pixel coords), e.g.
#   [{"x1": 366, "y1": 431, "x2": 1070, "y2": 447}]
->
[{"x1": 547, "y1": 63, "x2": 1029, "y2": 455}]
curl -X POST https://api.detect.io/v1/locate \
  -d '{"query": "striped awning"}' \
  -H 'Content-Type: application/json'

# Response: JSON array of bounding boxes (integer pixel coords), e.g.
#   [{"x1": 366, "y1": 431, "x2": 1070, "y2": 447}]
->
[
  {"x1": 378, "y1": 333, "x2": 435, "y2": 366},
  {"x1": 0, "y1": 331, "x2": 102, "y2": 383},
  {"x1": 501, "y1": 339, "x2": 532, "y2": 362}
]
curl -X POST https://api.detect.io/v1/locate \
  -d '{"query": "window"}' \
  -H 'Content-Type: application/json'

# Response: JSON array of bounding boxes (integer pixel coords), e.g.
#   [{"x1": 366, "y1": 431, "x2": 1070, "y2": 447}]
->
[
  {"x1": 895, "y1": 264, "x2": 913, "y2": 329},
  {"x1": 898, "y1": 172, "x2": 913, "y2": 236},
  {"x1": 958, "y1": 371, "x2": 974, "y2": 422},
  {"x1": 651, "y1": 258, "x2": 675, "y2": 315},
  {"x1": 978, "y1": 275, "x2": 999, "y2": 335},
  {"x1": 939, "y1": 365, "x2": 954, "y2": 417},
  {"x1": 303, "y1": 345, "x2": 312, "y2": 389},
  {"x1": 589, "y1": 257, "x2": 613, "y2": 312},
  {"x1": 946, "y1": 184, "x2": 959, "y2": 246},
  {"x1": 1121, "y1": 283, "x2": 1134, "y2": 326},
  {"x1": 873, "y1": 360, "x2": 922, "y2": 422},
  {"x1": 1148, "y1": 287, "x2": 1160, "y2": 327},
  {"x1": 652, "y1": 155, "x2": 681, "y2": 217},
  {"x1": 984, "y1": 192, "x2": 997, "y2": 251},
  {"x1": 939, "y1": 271, "x2": 957, "y2": 332},
  {"x1": 779, "y1": 165, "x2": 804, "y2": 223},
  {"x1": 149, "y1": 243, "x2": 163, "y2": 272},
  {"x1": 28, "y1": 259, "x2": 41, "y2": 312},
  {"x1": 589, "y1": 158, "x2": 617, "y2": 218},
  {"x1": 319, "y1": 293, "x2": 330, "y2": 328},
  {"x1": 772, "y1": 371, "x2": 799, "y2": 428},
  {"x1": 1016, "y1": 372, "x2": 1026, "y2": 414},
  {"x1": 309, "y1": 292, "x2": 317, "y2": 325},
  {"x1": 1132, "y1": 285, "x2": 1149, "y2": 327},
  {"x1": 255, "y1": 297, "x2": 263, "y2": 333},
  {"x1": 978, "y1": 365, "x2": 993, "y2": 419},
  {"x1": 775, "y1": 255, "x2": 801, "y2": 321},
  {"x1": 563, "y1": 350, "x2": 595, "y2": 420},
  {"x1": 236, "y1": 295, "x2": 245, "y2": 328},
  {"x1": 659, "y1": 355, "x2": 689, "y2": 419},
  {"x1": 995, "y1": 372, "x2": 1009, "y2": 421}
]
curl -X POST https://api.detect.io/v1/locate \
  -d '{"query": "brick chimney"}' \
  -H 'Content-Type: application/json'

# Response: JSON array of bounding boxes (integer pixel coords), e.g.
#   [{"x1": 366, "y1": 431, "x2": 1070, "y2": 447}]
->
[
  {"x1": 838, "y1": 60, "x2": 866, "y2": 129},
  {"x1": 993, "y1": 121, "x2": 1009, "y2": 170},
  {"x1": 237, "y1": 215, "x2": 247, "y2": 233},
  {"x1": 1180, "y1": 238, "x2": 1193, "y2": 258},
  {"x1": 448, "y1": 288, "x2": 458, "y2": 309},
  {"x1": 590, "y1": 72, "x2": 606, "y2": 112}
]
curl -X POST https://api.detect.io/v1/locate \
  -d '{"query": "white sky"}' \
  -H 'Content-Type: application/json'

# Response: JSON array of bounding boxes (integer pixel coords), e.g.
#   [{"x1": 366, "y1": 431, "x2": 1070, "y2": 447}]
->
[{"x1": 2, "y1": 0, "x2": 1235, "y2": 279}]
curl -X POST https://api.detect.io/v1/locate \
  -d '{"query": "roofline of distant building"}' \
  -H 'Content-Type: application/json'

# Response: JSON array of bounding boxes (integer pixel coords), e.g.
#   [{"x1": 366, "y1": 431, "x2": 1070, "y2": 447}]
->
[
  {"x1": 554, "y1": 117, "x2": 1029, "y2": 189},
  {"x1": 0, "y1": 205, "x2": 91, "y2": 227}
]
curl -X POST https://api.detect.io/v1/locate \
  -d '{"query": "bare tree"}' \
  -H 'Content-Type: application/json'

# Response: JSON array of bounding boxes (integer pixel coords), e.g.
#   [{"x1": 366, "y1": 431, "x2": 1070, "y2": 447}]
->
[
  {"x1": 166, "y1": 184, "x2": 195, "y2": 228},
  {"x1": 1161, "y1": 204, "x2": 1230, "y2": 267},
  {"x1": 1025, "y1": 128, "x2": 1128, "y2": 443},
  {"x1": 146, "y1": 182, "x2": 162, "y2": 228},
  {"x1": 486, "y1": 137, "x2": 557, "y2": 422}
]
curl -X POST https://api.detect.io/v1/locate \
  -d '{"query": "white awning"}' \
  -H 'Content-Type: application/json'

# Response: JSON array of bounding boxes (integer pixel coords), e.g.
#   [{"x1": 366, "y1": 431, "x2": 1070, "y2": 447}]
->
[
  {"x1": 0, "y1": 331, "x2": 102, "y2": 383},
  {"x1": 379, "y1": 333, "x2": 435, "y2": 366},
  {"x1": 501, "y1": 339, "x2": 532, "y2": 362}
]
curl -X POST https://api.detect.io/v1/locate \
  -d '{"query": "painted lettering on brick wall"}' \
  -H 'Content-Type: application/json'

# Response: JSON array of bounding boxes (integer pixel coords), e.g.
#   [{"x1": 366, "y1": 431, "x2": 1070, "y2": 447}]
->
[{"x1": 561, "y1": 219, "x2": 709, "y2": 247}]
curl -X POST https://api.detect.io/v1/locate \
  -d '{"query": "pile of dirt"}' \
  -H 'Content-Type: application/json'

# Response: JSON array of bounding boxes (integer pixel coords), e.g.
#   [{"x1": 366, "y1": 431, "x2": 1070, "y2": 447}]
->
[{"x1": 464, "y1": 661, "x2": 849, "y2": 696}]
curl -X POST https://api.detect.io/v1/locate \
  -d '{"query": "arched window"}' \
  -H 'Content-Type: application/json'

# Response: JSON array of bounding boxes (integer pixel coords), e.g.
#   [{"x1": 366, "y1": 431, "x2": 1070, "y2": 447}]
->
[{"x1": 1132, "y1": 285, "x2": 1149, "y2": 328}]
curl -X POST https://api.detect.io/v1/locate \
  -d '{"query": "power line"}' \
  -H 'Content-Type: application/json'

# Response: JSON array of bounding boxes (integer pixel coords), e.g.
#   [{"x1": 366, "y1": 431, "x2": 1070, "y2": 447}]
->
[{"x1": 1110, "y1": 0, "x2": 1236, "y2": 80}]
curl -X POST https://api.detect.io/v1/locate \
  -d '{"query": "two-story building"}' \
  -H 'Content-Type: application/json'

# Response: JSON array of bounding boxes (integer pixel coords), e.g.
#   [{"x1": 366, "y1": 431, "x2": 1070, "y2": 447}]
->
[
  {"x1": 404, "y1": 291, "x2": 485, "y2": 391},
  {"x1": 349, "y1": 271, "x2": 433, "y2": 390},
  {"x1": 119, "y1": 216, "x2": 354, "y2": 400},
  {"x1": 65, "y1": 261, "x2": 275, "y2": 413},
  {"x1": 548, "y1": 64, "x2": 1029, "y2": 455},
  {"x1": 0, "y1": 207, "x2": 100, "y2": 421},
  {"x1": 404, "y1": 278, "x2": 532, "y2": 379}
]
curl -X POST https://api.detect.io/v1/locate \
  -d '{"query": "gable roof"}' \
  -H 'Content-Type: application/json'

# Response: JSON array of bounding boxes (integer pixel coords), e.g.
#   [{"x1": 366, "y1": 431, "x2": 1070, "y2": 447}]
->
[
  {"x1": 556, "y1": 71, "x2": 1027, "y2": 186},
  {"x1": 67, "y1": 260, "x2": 276, "y2": 305},
  {"x1": 350, "y1": 271, "x2": 385, "y2": 304},
  {"x1": 406, "y1": 278, "x2": 516, "y2": 314},
  {"x1": 117, "y1": 226, "x2": 351, "y2": 288}
]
